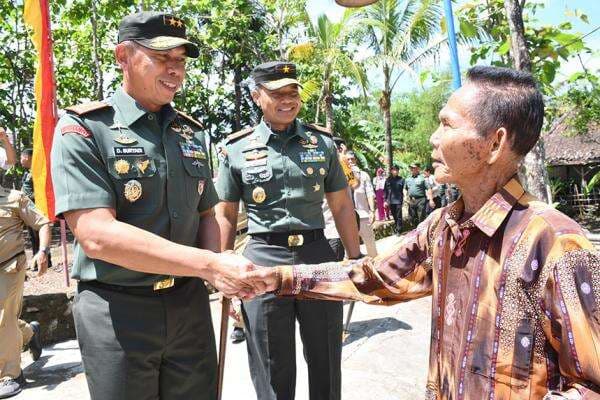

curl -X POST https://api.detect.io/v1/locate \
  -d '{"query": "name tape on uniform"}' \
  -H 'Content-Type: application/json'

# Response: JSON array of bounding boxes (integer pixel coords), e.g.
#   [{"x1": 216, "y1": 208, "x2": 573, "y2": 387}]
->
[{"x1": 114, "y1": 147, "x2": 145, "y2": 156}]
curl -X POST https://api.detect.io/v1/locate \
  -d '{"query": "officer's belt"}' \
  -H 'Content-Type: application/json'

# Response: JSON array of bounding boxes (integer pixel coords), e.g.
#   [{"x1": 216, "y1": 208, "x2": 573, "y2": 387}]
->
[
  {"x1": 79, "y1": 277, "x2": 191, "y2": 297},
  {"x1": 252, "y1": 229, "x2": 325, "y2": 248}
]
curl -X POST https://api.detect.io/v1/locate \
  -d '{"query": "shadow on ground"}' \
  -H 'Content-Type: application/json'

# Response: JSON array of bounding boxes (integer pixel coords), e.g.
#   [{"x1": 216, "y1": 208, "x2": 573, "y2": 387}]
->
[
  {"x1": 343, "y1": 316, "x2": 412, "y2": 346},
  {"x1": 23, "y1": 352, "x2": 84, "y2": 390}
]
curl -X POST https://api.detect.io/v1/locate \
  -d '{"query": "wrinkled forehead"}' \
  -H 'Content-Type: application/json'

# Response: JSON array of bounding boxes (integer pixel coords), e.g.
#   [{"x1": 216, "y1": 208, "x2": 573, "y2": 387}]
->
[{"x1": 439, "y1": 84, "x2": 481, "y2": 123}]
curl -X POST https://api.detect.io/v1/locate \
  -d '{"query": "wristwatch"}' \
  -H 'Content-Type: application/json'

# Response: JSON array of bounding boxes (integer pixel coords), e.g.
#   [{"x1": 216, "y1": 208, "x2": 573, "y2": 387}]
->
[{"x1": 39, "y1": 247, "x2": 50, "y2": 256}]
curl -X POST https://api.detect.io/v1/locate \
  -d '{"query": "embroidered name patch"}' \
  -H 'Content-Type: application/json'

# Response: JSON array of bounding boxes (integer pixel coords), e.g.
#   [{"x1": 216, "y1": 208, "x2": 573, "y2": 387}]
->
[
  {"x1": 61, "y1": 125, "x2": 92, "y2": 138},
  {"x1": 114, "y1": 147, "x2": 145, "y2": 156}
]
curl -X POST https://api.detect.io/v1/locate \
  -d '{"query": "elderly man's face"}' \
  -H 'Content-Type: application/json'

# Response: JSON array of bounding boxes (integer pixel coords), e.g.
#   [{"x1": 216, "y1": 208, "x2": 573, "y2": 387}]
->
[
  {"x1": 253, "y1": 84, "x2": 301, "y2": 130},
  {"x1": 118, "y1": 43, "x2": 186, "y2": 111},
  {"x1": 430, "y1": 84, "x2": 490, "y2": 185}
]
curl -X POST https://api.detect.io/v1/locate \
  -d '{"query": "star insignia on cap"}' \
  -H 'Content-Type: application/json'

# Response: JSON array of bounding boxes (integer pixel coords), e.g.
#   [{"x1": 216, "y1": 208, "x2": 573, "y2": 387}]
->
[
  {"x1": 282, "y1": 65, "x2": 291, "y2": 74},
  {"x1": 166, "y1": 16, "x2": 178, "y2": 26}
]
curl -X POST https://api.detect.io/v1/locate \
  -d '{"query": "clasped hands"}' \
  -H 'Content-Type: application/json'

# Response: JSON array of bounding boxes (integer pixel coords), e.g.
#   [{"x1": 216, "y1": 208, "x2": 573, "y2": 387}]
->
[{"x1": 210, "y1": 251, "x2": 280, "y2": 300}]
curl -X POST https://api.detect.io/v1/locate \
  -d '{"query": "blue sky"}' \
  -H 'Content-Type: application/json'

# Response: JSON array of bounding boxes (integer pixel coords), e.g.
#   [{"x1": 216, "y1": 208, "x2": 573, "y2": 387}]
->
[{"x1": 305, "y1": 0, "x2": 599, "y2": 94}]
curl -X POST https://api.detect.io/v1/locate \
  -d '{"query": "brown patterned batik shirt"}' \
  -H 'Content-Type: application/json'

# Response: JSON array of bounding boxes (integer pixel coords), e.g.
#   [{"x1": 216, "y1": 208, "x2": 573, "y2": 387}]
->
[{"x1": 278, "y1": 178, "x2": 600, "y2": 400}]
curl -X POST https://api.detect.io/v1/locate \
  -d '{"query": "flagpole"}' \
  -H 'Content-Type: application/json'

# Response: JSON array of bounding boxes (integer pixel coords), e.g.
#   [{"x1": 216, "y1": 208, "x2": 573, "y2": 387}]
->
[{"x1": 443, "y1": 0, "x2": 461, "y2": 89}]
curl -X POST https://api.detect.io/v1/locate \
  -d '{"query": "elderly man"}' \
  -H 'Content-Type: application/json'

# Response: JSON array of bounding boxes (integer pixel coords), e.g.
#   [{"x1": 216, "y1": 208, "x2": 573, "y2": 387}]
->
[
  {"x1": 0, "y1": 129, "x2": 16, "y2": 172},
  {"x1": 215, "y1": 61, "x2": 360, "y2": 400},
  {"x1": 51, "y1": 12, "x2": 257, "y2": 400},
  {"x1": 244, "y1": 66, "x2": 600, "y2": 400}
]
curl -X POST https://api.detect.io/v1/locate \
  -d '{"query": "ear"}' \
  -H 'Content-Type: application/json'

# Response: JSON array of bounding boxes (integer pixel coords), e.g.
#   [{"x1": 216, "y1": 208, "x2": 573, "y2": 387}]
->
[
  {"x1": 487, "y1": 127, "x2": 511, "y2": 164},
  {"x1": 251, "y1": 89, "x2": 261, "y2": 107},
  {"x1": 114, "y1": 43, "x2": 129, "y2": 71}
]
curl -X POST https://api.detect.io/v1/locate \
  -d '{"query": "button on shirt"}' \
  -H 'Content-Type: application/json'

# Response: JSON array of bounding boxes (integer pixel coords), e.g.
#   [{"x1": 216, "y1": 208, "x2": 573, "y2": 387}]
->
[
  {"x1": 278, "y1": 178, "x2": 600, "y2": 399},
  {"x1": 216, "y1": 120, "x2": 347, "y2": 234},
  {"x1": 51, "y1": 87, "x2": 218, "y2": 286}
]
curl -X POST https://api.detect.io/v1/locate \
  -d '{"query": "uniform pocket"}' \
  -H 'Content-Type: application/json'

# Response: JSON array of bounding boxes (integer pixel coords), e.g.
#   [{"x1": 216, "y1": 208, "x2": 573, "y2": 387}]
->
[
  {"x1": 182, "y1": 157, "x2": 211, "y2": 211},
  {"x1": 106, "y1": 156, "x2": 159, "y2": 215}
]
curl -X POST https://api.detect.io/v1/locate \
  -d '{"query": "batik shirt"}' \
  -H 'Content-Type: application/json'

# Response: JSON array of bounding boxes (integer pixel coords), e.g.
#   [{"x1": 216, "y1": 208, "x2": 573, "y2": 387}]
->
[{"x1": 278, "y1": 178, "x2": 600, "y2": 400}]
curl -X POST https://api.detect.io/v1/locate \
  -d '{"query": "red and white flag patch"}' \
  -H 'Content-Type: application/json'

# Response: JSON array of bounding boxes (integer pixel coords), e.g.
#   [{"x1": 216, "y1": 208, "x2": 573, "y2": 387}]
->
[{"x1": 61, "y1": 125, "x2": 92, "y2": 138}]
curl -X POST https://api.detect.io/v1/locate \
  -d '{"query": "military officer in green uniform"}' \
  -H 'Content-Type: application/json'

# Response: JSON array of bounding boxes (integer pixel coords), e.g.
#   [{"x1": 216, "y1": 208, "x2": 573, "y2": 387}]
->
[
  {"x1": 215, "y1": 61, "x2": 361, "y2": 400},
  {"x1": 51, "y1": 12, "x2": 258, "y2": 400},
  {"x1": 405, "y1": 162, "x2": 432, "y2": 226}
]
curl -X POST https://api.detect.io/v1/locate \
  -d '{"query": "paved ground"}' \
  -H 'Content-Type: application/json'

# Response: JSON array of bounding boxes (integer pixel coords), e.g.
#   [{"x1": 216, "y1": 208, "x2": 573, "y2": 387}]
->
[{"x1": 16, "y1": 235, "x2": 432, "y2": 400}]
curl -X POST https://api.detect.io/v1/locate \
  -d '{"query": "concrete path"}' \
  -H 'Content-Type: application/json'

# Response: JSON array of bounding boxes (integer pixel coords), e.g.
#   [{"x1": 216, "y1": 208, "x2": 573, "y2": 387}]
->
[{"x1": 17, "y1": 235, "x2": 432, "y2": 400}]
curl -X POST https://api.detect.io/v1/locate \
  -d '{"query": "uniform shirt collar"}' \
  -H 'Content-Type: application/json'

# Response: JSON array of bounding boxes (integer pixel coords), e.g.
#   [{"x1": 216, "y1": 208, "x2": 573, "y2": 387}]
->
[
  {"x1": 255, "y1": 118, "x2": 301, "y2": 145},
  {"x1": 112, "y1": 87, "x2": 177, "y2": 128},
  {"x1": 445, "y1": 177, "x2": 525, "y2": 238}
]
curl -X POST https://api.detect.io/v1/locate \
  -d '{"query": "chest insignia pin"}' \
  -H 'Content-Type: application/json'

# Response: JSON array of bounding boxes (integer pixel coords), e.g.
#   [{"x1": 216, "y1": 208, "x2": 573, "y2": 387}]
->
[
  {"x1": 114, "y1": 159, "x2": 131, "y2": 175},
  {"x1": 124, "y1": 180, "x2": 142, "y2": 202},
  {"x1": 252, "y1": 186, "x2": 266, "y2": 204},
  {"x1": 137, "y1": 159, "x2": 150, "y2": 174}
]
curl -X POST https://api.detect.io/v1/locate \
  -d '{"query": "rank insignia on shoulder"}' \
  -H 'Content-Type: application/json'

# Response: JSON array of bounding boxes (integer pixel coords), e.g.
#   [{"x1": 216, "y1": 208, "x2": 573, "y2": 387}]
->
[
  {"x1": 61, "y1": 124, "x2": 92, "y2": 138},
  {"x1": 124, "y1": 180, "x2": 142, "y2": 202},
  {"x1": 114, "y1": 159, "x2": 131, "y2": 174}
]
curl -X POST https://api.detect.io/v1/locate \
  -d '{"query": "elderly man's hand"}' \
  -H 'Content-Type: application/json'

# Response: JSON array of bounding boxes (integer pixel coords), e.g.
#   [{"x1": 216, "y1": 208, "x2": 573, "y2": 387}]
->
[
  {"x1": 209, "y1": 252, "x2": 272, "y2": 299},
  {"x1": 31, "y1": 250, "x2": 48, "y2": 277},
  {"x1": 241, "y1": 267, "x2": 281, "y2": 293}
]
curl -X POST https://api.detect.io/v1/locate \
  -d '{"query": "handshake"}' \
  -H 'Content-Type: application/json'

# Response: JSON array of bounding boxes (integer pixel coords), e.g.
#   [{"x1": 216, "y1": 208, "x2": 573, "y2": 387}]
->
[{"x1": 209, "y1": 251, "x2": 281, "y2": 299}]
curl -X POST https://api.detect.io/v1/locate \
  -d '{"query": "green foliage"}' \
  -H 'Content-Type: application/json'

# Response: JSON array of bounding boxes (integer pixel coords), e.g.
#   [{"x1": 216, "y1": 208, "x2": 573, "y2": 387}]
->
[{"x1": 456, "y1": 0, "x2": 590, "y2": 93}]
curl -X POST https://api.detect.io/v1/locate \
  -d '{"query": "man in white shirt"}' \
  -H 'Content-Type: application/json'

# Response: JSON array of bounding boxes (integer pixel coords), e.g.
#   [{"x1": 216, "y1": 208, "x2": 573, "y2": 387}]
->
[{"x1": 347, "y1": 152, "x2": 377, "y2": 257}]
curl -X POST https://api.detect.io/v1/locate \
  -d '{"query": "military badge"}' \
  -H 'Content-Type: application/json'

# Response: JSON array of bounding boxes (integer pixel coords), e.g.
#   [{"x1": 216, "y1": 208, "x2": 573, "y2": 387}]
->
[
  {"x1": 245, "y1": 150, "x2": 268, "y2": 161},
  {"x1": 192, "y1": 160, "x2": 204, "y2": 167},
  {"x1": 313, "y1": 183, "x2": 321, "y2": 192},
  {"x1": 114, "y1": 134, "x2": 137, "y2": 145},
  {"x1": 170, "y1": 122, "x2": 182, "y2": 133},
  {"x1": 114, "y1": 159, "x2": 131, "y2": 175},
  {"x1": 198, "y1": 180, "x2": 205, "y2": 196},
  {"x1": 319, "y1": 168, "x2": 326, "y2": 176},
  {"x1": 124, "y1": 180, "x2": 142, "y2": 202},
  {"x1": 252, "y1": 186, "x2": 266, "y2": 203},
  {"x1": 309, "y1": 135, "x2": 318, "y2": 145},
  {"x1": 136, "y1": 159, "x2": 150, "y2": 174},
  {"x1": 61, "y1": 125, "x2": 91, "y2": 138},
  {"x1": 306, "y1": 167, "x2": 314, "y2": 175}
]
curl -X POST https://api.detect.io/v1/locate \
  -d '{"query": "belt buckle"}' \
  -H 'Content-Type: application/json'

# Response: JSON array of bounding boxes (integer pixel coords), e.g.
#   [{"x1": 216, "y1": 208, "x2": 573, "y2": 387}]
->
[
  {"x1": 153, "y1": 277, "x2": 175, "y2": 291},
  {"x1": 287, "y1": 234, "x2": 304, "y2": 247}
]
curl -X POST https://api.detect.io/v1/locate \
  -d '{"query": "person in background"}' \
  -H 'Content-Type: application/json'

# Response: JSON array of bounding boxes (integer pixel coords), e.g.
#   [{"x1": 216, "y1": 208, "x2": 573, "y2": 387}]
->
[
  {"x1": 19, "y1": 149, "x2": 52, "y2": 271},
  {"x1": 373, "y1": 167, "x2": 387, "y2": 221},
  {"x1": 0, "y1": 128, "x2": 16, "y2": 172},
  {"x1": 423, "y1": 166, "x2": 441, "y2": 215},
  {"x1": 405, "y1": 162, "x2": 429, "y2": 226},
  {"x1": 0, "y1": 133, "x2": 47, "y2": 399},
  {"x1": 384, "y1": 165, "x2": 404, "y2": 236},
  {"x1": 347, "y1": 152, "x2": 377, "y2": 257}
]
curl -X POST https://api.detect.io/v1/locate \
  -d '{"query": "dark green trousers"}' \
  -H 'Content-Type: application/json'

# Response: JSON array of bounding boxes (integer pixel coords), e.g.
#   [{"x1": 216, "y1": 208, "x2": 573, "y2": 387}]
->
[
  {"x1": 242, "y1": 236, "x2": 343, "y2": 400},
  {"x1": 74, "y1": 278, "x2": 217, "y2": 400}
]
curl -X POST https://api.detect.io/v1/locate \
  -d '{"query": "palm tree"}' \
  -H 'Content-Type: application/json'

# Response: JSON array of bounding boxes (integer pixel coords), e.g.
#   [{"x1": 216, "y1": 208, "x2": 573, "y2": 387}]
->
[
  {"x1": 358, "y1": 0, "x2": 444, "y2": 170},
  {"x1": 289, "y1": 9, "x2": 368, "y2": 131}
]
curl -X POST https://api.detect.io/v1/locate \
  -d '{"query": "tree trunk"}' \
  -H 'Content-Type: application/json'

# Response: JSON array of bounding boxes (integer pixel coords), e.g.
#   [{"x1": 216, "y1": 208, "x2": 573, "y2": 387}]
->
[
  {"x1": 90, "y1": 0, "x2": 103, "y2": 100},
  {"x1": 380, "y1": 64, "x2": 393, "y2": 171},
  {"x1": 380, "y1": 90, "x2": 392, "y2": 172},
  {"x1": 233, "y1": 65, "x2": 242, "y2": 131},
  {"x1": 323, "y1": 80, "x2": 334, "y2": 131},
  {"x1": 504, "y1": 0, "x2": 551, "y2": 203}
]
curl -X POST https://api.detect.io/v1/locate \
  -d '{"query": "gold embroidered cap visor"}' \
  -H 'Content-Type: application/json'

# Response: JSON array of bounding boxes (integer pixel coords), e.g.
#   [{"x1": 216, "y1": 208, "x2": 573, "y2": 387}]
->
[
  {"x1": 134, "y1": 36, "x2": 199, "y2": 58},
  {"x1": 260, "y1": 78, "x2": 303, "y2": 91}
]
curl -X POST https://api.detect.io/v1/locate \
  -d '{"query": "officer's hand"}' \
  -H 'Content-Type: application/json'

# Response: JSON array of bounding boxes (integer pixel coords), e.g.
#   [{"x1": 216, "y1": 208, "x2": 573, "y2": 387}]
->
[
  {"x1": 384, "y1": 201, "x2": 389, "y2": 208},
  {"x1": 211, "y1": 252, "x2": 264, "y2": 299},
  {"x1": 32, "y1": 251, "x2": 48, "y2": 277},
  {"x1": 369, "y1": 211, "x2": 375, "y2": 224},
  {"x1": 241, "y1": 267, "x2": 281, "y2": 293},
  {"x1": 428, "y1": 199, "x2": 435, "y2": 209}
]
